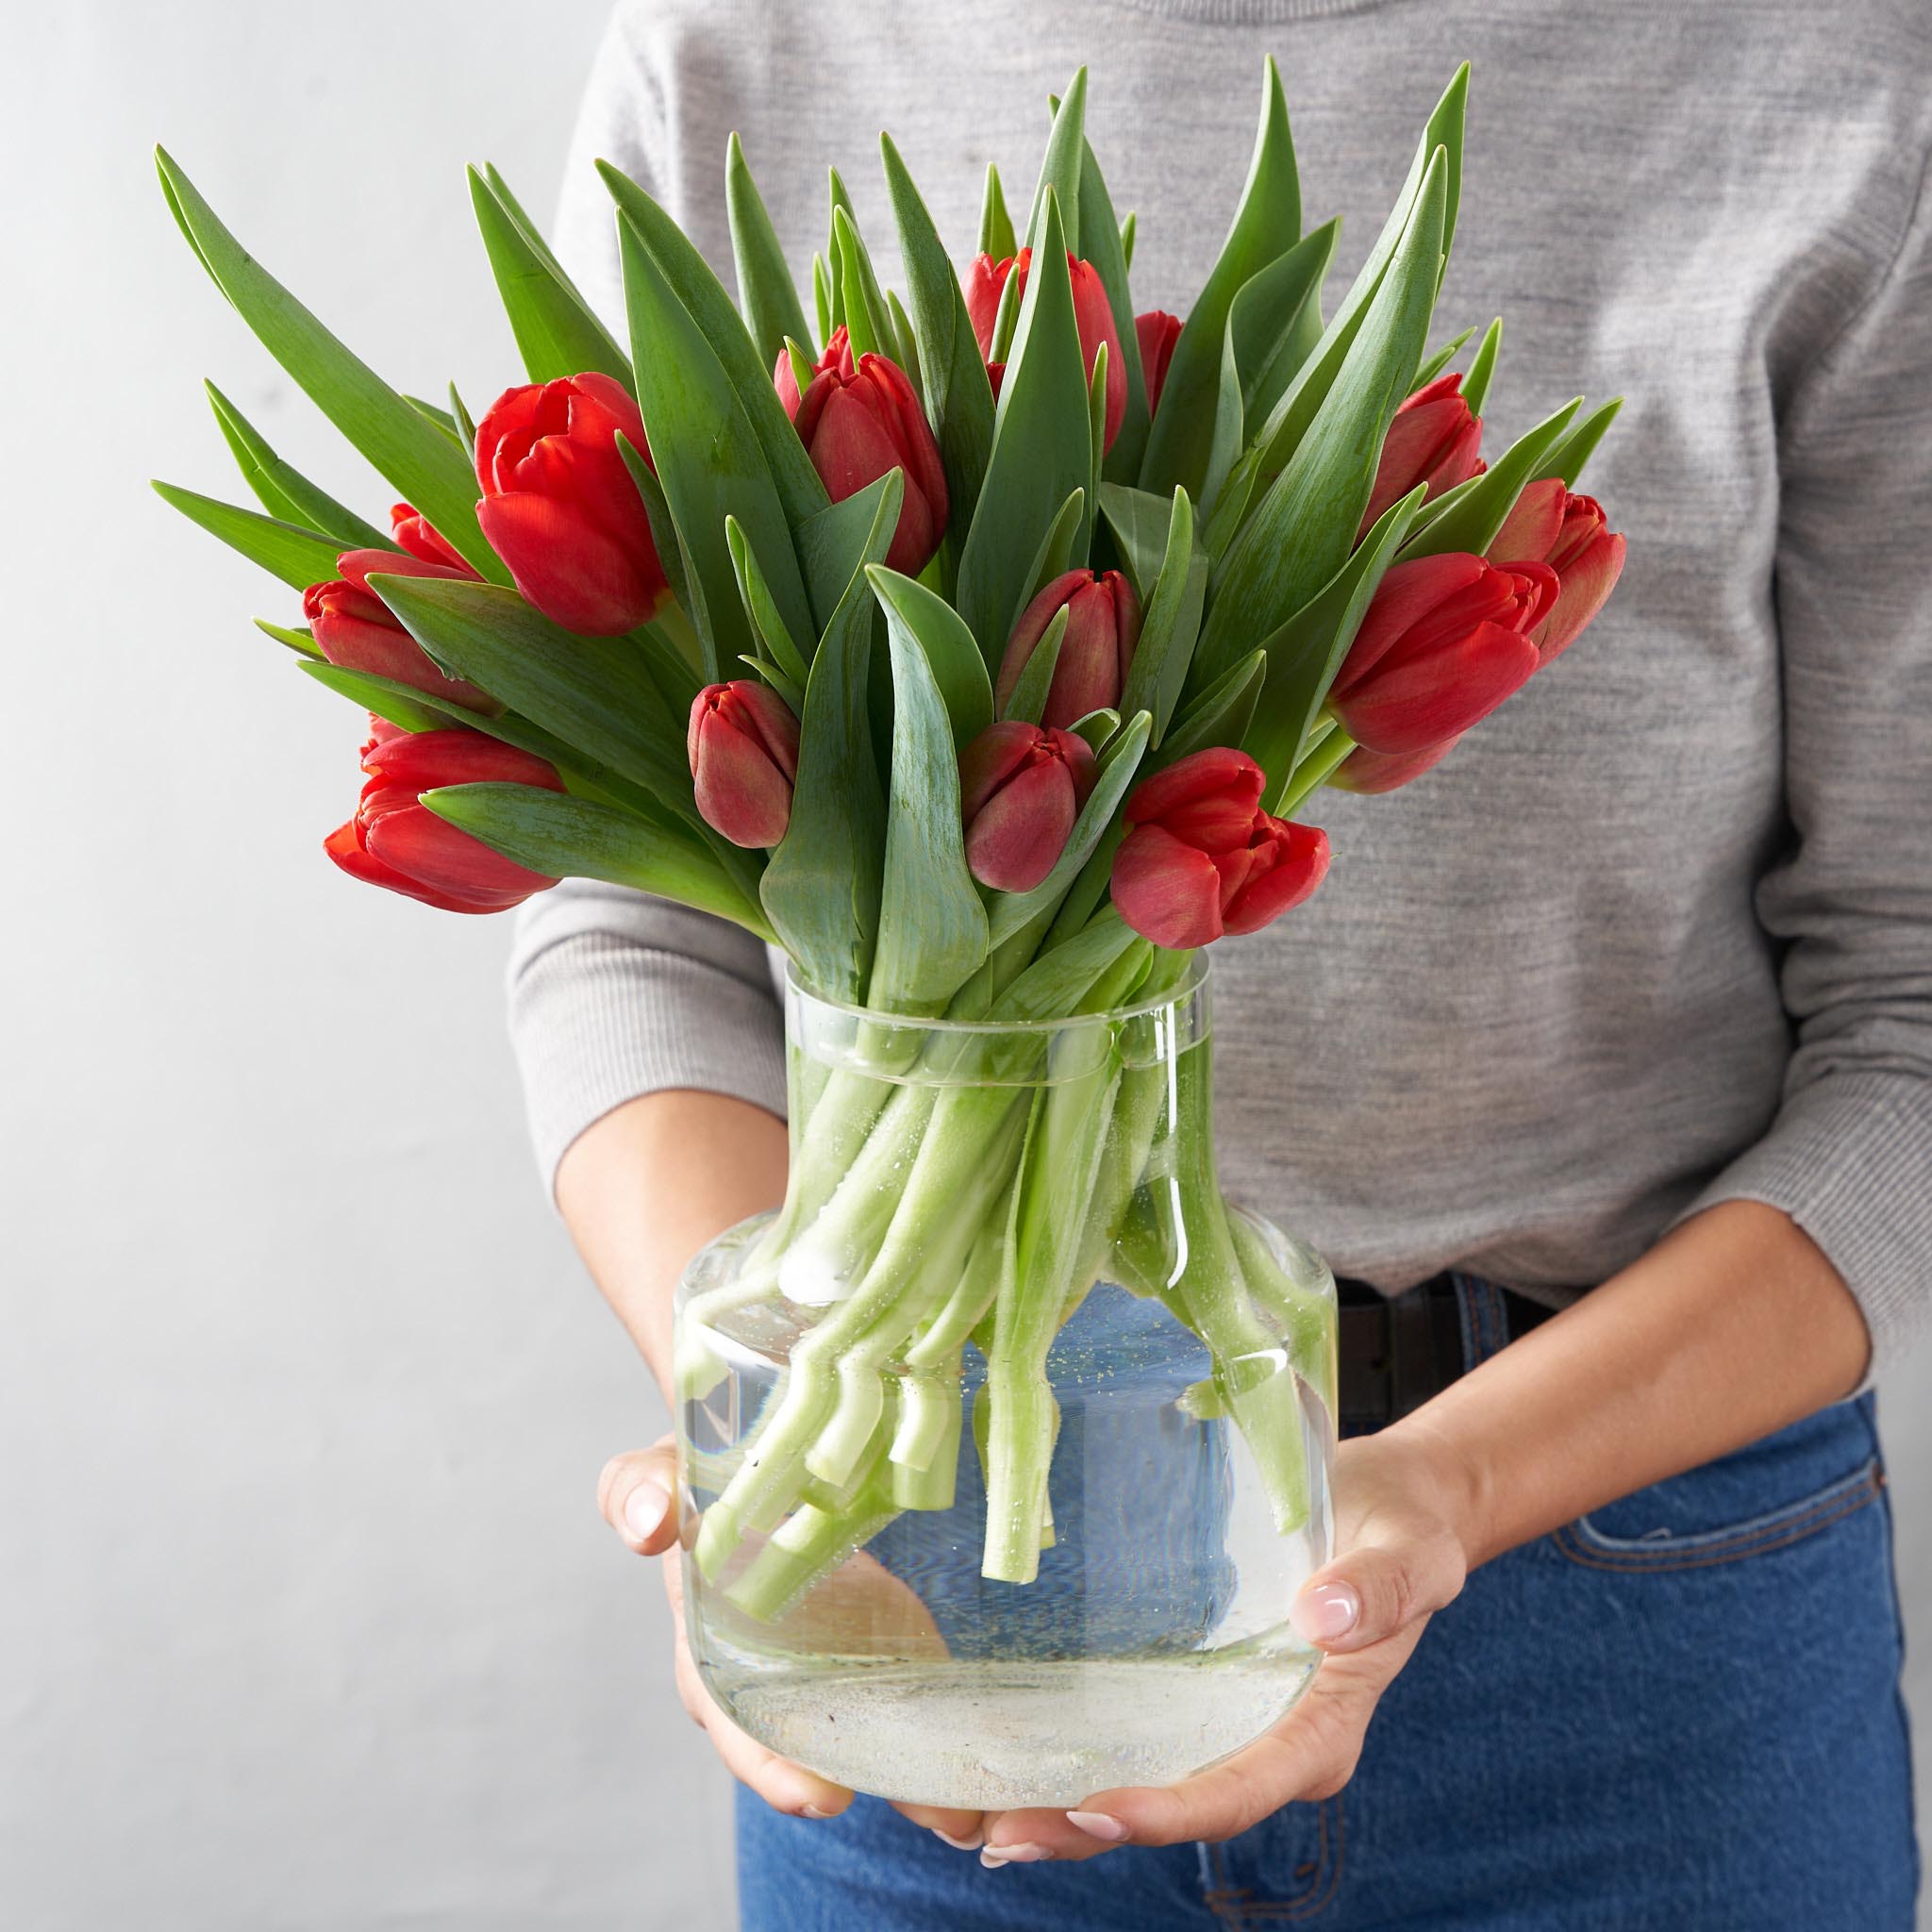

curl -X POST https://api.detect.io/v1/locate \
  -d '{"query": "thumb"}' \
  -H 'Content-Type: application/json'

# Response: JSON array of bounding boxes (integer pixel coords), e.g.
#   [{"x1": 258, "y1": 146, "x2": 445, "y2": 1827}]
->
[{"x1": 1290, "y1": 1531, "x2": 1466, "y2": 1655}]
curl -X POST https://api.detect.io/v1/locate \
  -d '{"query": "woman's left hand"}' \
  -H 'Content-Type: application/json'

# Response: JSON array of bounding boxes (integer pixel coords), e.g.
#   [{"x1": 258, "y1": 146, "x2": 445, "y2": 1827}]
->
[{"x1": 962, "y1": 1422, "x2": 1479, "y2": 1866}]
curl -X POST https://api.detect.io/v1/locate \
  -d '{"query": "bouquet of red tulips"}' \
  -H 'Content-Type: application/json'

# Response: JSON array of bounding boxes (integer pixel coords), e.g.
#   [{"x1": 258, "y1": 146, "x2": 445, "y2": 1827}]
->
[{"x1": 158, "y1": 61, "x2": 1623, "y2": 1599}]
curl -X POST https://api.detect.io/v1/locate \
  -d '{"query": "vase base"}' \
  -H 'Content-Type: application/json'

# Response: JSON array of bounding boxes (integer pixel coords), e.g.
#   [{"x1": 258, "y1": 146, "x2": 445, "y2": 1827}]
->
[{"x1": 701, "y1": 1637, "x2": 1322, "y2": 1810}]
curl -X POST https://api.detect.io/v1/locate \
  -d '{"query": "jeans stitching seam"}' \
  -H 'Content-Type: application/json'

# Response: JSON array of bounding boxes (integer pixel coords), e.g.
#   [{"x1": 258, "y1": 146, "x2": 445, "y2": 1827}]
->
[
  {"x1": 1222, "y1": 1798, "x2": 1346, "y2": 1920},
  {"x1": 1549, "y1": 1466, "x2": 1883, "y2": 1573}
]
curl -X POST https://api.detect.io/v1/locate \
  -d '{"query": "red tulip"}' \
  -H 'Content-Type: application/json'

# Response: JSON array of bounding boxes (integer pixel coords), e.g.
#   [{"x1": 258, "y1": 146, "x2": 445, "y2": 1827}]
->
[
  {"x1": 1360, "y1": 372, "x2": 1485, "y2": 537},
  {"x1": 1486, "y1": 476, "x2": 1627, "y2": 661},
  {"x1": 687, "y1": 680, "x2": 802, "y2": 848},
  {"x1": 324, "y1": 717, "x2": 565, "y2": 914},
  {"x1": 1136, "y1": 310, "x2": 1183, "y2": 416},
  {"x1": 958, "y1": 720, "x2": 1098, "y2": 892},
  {"x1": 1326, "y1": 553, "x2": 1557, "y2": 757},
  {"x1": 966, "y1": 249, "x2": 1125, "y2": 451},
  {"x1": 474, "y1": 373, "x2": 670, "y2": 637},
  {"x1": 1110, "y1": 747, "x2": 1328, "y2": 948},
  {"x1": 304, "y1": 531, "x2": 492, "y2": 710},
  {"x1": 994, "y1": 569, "x2": 1141, "y2": 730},
  {"x1": 777, "y1": 327, "x2": 948, "y2": 577}
]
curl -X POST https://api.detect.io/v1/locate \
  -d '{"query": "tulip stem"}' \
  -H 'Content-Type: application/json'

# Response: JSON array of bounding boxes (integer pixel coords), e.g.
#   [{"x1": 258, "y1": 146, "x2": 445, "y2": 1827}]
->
[{"x1": 1277, "y1": 724, "x2": 1356, "y2": 817}]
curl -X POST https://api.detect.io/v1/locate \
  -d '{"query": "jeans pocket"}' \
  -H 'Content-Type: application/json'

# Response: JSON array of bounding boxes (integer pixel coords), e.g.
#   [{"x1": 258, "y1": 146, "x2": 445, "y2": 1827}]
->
[{"x1": 1549, "y1": 1400, "x2": 1886, "y2": 1573}]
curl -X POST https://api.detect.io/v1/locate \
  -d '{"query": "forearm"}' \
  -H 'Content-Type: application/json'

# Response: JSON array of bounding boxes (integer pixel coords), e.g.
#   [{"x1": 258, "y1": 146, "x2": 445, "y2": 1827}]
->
[
  {"x1": 1400, "y1": 1199, "x2": 1871, "y2": 1571},
  {"x1": 556, "y1": 1090, "x2": 789, "y2": 1393}
]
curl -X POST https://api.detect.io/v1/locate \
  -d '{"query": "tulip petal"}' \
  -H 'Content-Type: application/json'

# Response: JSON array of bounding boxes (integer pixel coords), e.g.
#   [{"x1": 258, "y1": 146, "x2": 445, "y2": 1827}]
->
[
  {"x1": 1485, "y1": 476, "x2": 1567, "y2": 566},
  {"x1": 1534, "y1": 531, "x2": 1626, "y2": 662},
  {"x1": 1110, "y1": 823, "x2": 1225, "y2": 949},
  {"x1": 311, "y1": 604, "x2": 494, "y2": 710},
  {"x1": 1334, "y1": 620, "x2": 1541, "y2": 755},
  {"x1": 1124, "y1": 746, "x2": 1265, "y2": 837},
  {"x1": 959, "y1": 719, "x2": 1046, "y2": 819},
  {"x1": 363, "y1": 726, "x2": 562, "y2": 792},
  {"x1": 1222, "y1": 821, "x2": 1330, "y2": 934},
  {"x1": 1330, "y1": 736, "x2": 1462, "y2": 794},
  {"x1": 1330, "y1": 553, "x2": 1491, "y2": 700},
  {"x1": 365, "y1": 803, "x2": 558, "y2": 910},
  {"x1": 965, "y1": 755, "x2": 1075, "y2": 892},
  {"x1": 691, "y1": 707, "x2": 794, "y2": 847},
  {"x1": 477, "y1": 491, "x2": 665, "y2": 636}
]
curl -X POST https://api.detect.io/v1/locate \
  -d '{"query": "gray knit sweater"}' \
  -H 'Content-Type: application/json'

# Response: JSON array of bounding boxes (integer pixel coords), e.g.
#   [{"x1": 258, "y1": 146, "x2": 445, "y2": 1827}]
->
[{"x1": 508, "y1": 0, "x2": 1932, "y2": 1367}]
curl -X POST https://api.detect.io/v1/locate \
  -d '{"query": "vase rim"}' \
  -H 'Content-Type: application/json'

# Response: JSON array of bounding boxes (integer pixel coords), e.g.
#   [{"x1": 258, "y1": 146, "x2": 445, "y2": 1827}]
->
[{"x1": 783, "y1": 951, "x2": 1210, "y2": 1040}]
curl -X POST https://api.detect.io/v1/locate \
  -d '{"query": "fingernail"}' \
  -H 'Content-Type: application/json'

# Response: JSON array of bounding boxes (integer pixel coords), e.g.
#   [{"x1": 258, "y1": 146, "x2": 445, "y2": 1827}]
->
[
  {"x1": 980, "y1": 1841, "x2": 1052, "y2": 1868},
  {"x1": 932, "y1": 1826, "x2": 983, "y2": 1851},
  {"x1": 1291, "y1": 1581, "x2": 1360, "y2": 1641},
  {"x1": 800, "y1": 1805, "x2": 834, "y2": 1822},
  {"x1": 623, "y1": 1480, "x2": 671, "y2": 1541},
  {"x1": 1066, "y1": 1809, "x2": 1129, "y2": 1842}
]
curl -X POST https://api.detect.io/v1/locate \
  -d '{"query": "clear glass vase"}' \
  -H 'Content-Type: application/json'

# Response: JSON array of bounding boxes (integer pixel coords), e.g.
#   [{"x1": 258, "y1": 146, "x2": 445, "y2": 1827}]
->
[{"x1": 674, "y1": 957, "x2": 1338, "y2": 1810}]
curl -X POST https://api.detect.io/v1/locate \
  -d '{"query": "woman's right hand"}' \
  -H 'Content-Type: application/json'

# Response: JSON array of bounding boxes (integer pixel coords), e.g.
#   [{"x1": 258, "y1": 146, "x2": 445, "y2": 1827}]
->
[{"x1": 597, "y1": 1440, "x2": 990, "y2": 1849}]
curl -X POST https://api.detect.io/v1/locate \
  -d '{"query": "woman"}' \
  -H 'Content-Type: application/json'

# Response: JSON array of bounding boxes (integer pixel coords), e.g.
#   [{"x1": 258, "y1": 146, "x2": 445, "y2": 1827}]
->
[{"x1": 514, "y1": 1, "x2": 1929, "y2": 1924}]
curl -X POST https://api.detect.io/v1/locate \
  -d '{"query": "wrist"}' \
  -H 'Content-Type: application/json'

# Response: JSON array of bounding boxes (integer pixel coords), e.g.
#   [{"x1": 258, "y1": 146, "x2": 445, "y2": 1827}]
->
[{"x1": 1374, "y1": 1407, "x2": 1497, "y2": 1574}]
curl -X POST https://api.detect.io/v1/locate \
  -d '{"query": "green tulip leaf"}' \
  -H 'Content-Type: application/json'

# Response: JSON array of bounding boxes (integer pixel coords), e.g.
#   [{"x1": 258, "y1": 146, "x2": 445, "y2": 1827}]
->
[
  {"x1": 726, "y1": 132, "x2": 812, "y2": 370},
  {"x1": 468, "y1": 165, "x2": 632, "y2": 390},
  {"x1": 424, "y1": 784, "x2": 771, "y2": 939},
  {"x1": 759, "y1": 478, "x2": 900, "y2": 999},
  {"x1": 1001, "y1": 603, "x2": 1070, "y2": 727},
  {"x1": 812, "y1": 251, "x2": 833, "y2": 350},
  {"x1": 865, "y1": 564, "x2": 994, "y2": 749},
  {"x1": 448, "y1": 383, "x2": 478, "y2": 452},
  {"x1": 1067, "y1": 708, "x2": 1122, "y2": 755},
  {"x1": 617, "y1": 215, "x2": 816, "y2": 676},
  {"x1": 1117, "y1": 486, "x2": 1205, "y2": 746},
  {"x1": 256, "y1": 618, "x2": 323, "y2": 658},
  {"x1": 614, "y1": 432, "x2": 703, "y2": 661},
  {"x1": 1411, "y1": 324, "x2": 1476, "y2": 393},
  {"x1": 368, "y1": 574, "x2": 701, "y2": 831},
  {"x1": 992, "y1": 907, "x2": 1140, "y2": 1023},
  {"x1": 1199, "y1": 222, "x2": 1338, "y2": 520},
  {"x1": 1211, "y1": 65, "x2": 1467, "y2": 553},
  {"x1": 1074, "y1": 136, "x2": 1151, "y2": 484},
  {"x1": 1400, "y1": 395, "x2": 1581, "y2": 562},
  {"x1": 1098, "y1": 481, "x2": 1180, "y2": 597},
  {"x1": 797, "y1": 469, "x2": 905, "y2": 633},
  {"x1": 205, "y1": 383, "x2": 392, "y2": 552},
  {"x1": 726, "y1": 517, "x2": 813, "y2": 686},
  {"x1": 1119, "y1": 211, "x2": 1137, "y2": 274},
  {"x1": 1239, "y1": 485, "x2": 1426, "y2": 808},
  {"x1": 599, "y1": 160, "x2": 828, "y2": 536},
  {"x1": 957, "y1": 193, "x2": 1091, "y2": 663},
  {"x1": 153, "y1": 480, "x2": 345, "y2": 591},
  {"x1": 881, "y1": 131, "x2": 998, "y2": 536},
  {"x1": 154, "y1": 149, "x2": 503, "y2": 582},
  {"x1": 738, "y1": 652, "x2": 805, "y2": 712},
  {"x1": 1196, "y1": 146, "x2": 1446, "y2": 689},
  {"x1": 1024, "y1": 70, "x2": 1087, "y2": 257},
  {"x1": 886, "y1": 291, "x2": 924, "y2": 407},
  {"x1": 979, "y1": 163, "x2": 1016, "y2": 260},
  {"x1": 1460, "y1": 316, "x2": 1502, "y2": 416},
  {"x1": 1538, "y1": 396, "x2": 1624, "y2": 490},
  {"x1": 1159, "y1": 647, "x2": 1268, "y2": 770},
  {"x1": 832, "y1": 205, "x2": 898, "y2": 365},
  {"x1": 1138, "y1": 57, "x2": 1300, "y2": 502},
  {"x1": 987, "y1": 710, "x2": 1151, "y2": 947},
  {"x1": 870, "y1": 623, "x2": 990, "y2": 1015},
  {"x1": 297, "y1": 658, "x2": 458, "y2": 736}
]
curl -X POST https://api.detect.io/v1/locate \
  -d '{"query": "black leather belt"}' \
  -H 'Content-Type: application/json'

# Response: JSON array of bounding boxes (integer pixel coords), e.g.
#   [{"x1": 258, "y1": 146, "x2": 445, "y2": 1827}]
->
[{"x1": 1337, "y1": 1274, "x2": 1557, "y2": 1431}]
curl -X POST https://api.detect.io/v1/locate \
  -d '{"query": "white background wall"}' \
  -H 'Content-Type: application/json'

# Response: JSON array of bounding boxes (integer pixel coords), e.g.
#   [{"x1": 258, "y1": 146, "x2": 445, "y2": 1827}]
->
[{"x1": 4, "y1": 5, "x2": 1925, "y2": 1928}]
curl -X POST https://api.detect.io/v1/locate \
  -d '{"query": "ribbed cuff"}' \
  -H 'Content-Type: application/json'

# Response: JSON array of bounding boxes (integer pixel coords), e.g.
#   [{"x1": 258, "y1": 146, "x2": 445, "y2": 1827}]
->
[
  {"x1": 1674, "y1": 1070, "x2": 1932, "y2": 1374},
  {"x1": 507, "y1": 898, "x2": 786, "y2": 1198}
]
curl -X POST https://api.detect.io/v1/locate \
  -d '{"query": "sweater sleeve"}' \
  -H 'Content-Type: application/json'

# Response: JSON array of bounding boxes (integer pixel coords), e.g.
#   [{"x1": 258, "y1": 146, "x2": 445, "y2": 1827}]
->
[
  {"x1": 1677, "y1": 152, "x2": 1932, "y2": 1369},
  {"x1": 505, "y1": 9, "x2": 786, "y2": 1194}
]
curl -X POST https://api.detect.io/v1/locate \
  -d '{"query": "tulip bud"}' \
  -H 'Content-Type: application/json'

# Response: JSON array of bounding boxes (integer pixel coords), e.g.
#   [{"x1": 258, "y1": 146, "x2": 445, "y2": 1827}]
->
[
  {"x1": 324, "y1": 717, "x2": 565, "y2": 913},
  {"x1": 1486, "y1": 476, "x2": 1627, "y2": 661},
  {"x1": 388, "y1": 502, "x2": 469, "y2": 573},
  {"x1": 1135, "y1": 310, "x2": 1183, "y2": 417},
  {"x1": 304, "y1": 543, "x2": 493, "y2": 711},
  {"x1": 475, "y1": 373, "x2": 671, "y2": 637},
  {"x1": 1326, "y1": 553, "x2": 1557, "y2": 757},
  {"x1": 687, "y1": 680, "x2": 802, "y2": 849},
  {"x1": 1329, "y1": 737, "x2": 1461, "y2": 795},
  {"x1": 1359, "y1": 372, "x2": 1485, "y2": 537},
  {"x1": 994, "y1": 569, "x2": 1141, "y2": 730},
  {"x1": 1109, "y1": 747, "x2": 1328, "y2": 948},
  {"x1": 965, "y1": 249, "x2": 1126, "y2": 451},
  {"x1": 958, "y1": 720, "x2": 1098, "y2": 893},
  {"x1": 777, "y1": 328, "x2": 949, "y2": 577}
]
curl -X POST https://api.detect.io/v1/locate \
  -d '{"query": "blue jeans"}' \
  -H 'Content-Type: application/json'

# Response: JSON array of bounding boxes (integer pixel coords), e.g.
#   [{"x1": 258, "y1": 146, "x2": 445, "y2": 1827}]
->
[{"x1": 738, "y1": 1275, "x2": 1919, "y2": 1928}]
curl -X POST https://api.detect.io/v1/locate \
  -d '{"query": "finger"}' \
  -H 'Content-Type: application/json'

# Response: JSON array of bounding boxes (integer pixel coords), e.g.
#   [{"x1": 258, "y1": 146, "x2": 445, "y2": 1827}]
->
[
  {"x1": 596, "y1": 1440, "x2": 680, "y2": 1557},
  {"x1": 1290, "y1": 1529, "x2": 1463, "y2": 1654},
  {"x1": 891, "y1": 1800, "x2": 988, "y2": 1849},
  {"x1": 669, "y1": 1616, "x2": 855, "y2": 1822}
]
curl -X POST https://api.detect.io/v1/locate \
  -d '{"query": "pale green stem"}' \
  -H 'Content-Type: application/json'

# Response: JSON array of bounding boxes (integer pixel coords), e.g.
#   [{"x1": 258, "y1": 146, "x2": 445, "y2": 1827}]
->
[{"x1": 1277, "y1": 719, "x2": 1356, "y2": 817}]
